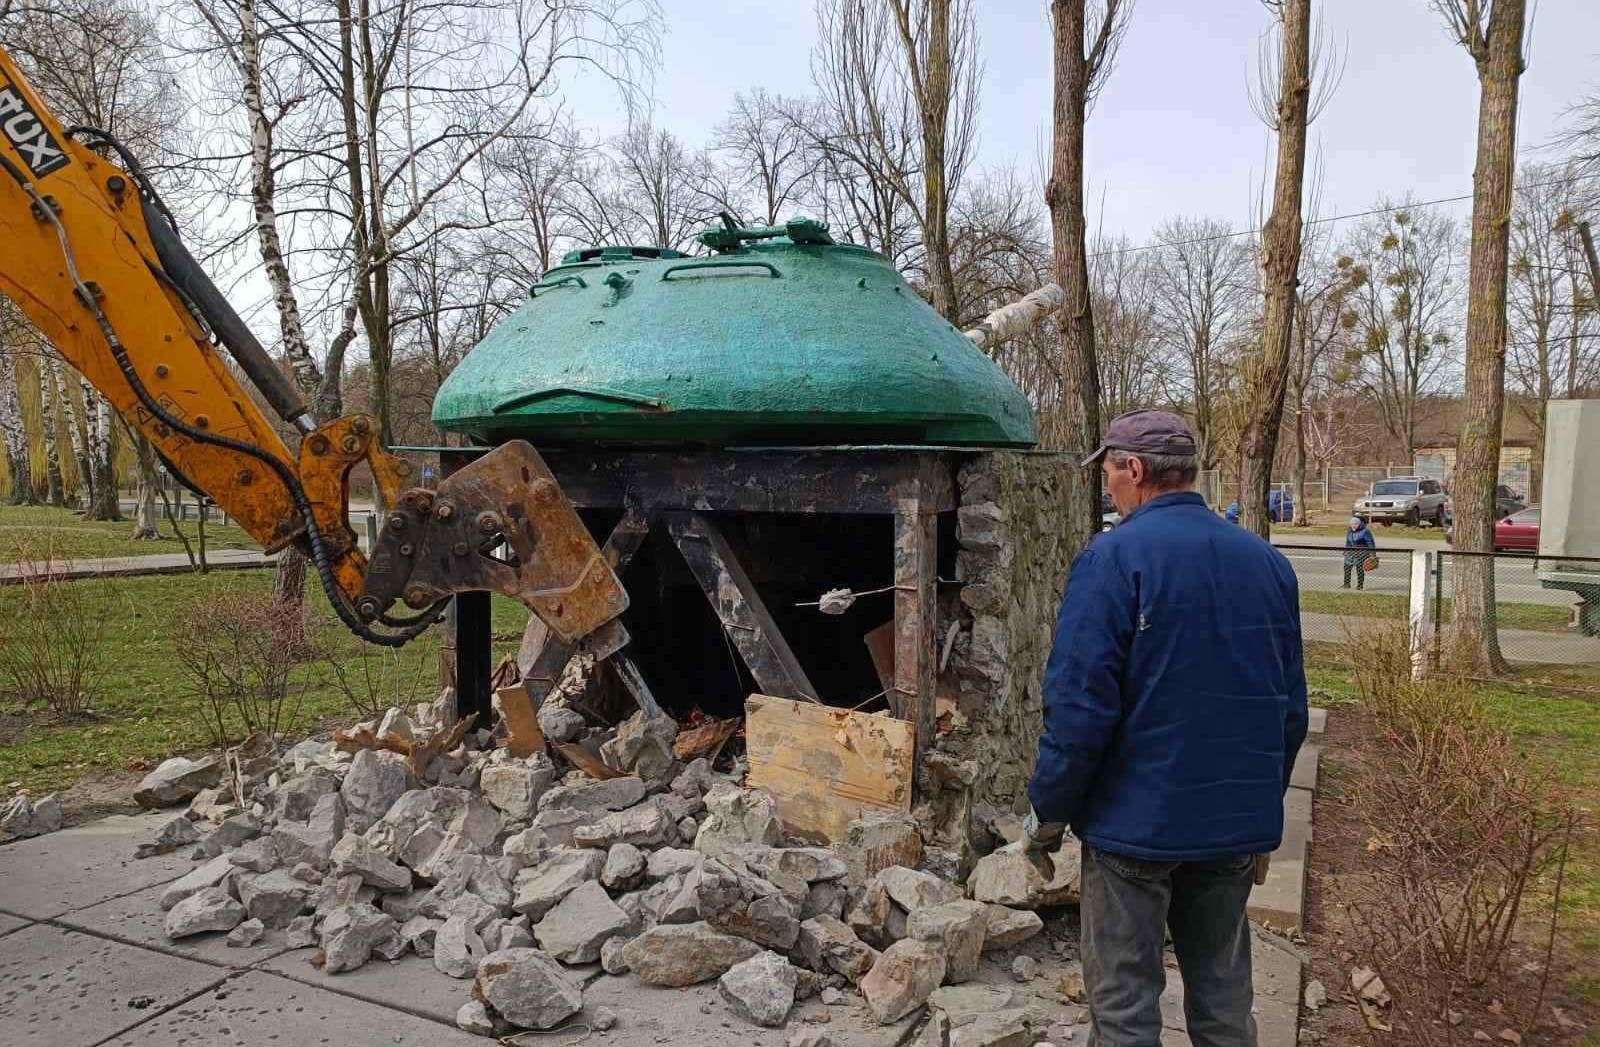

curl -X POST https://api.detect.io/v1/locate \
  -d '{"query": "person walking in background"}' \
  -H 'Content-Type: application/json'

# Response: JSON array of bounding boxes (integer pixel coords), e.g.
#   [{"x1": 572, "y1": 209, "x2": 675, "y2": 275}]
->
[
  {"x1": 1343, "y1": 516, "x2": 1376, "y2": 590},
  {"x1": 1024, "y1": 408, "x2": 1307, "y2": 1047}
]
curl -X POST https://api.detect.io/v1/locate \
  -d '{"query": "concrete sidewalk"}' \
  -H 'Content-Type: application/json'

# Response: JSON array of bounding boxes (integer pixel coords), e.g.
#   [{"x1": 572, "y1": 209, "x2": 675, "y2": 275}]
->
[
  {"x1": 0, "y1": 811, "x2": 1305, "y2": 1047},
  {"x1": 0, "y1": 548, "x2": 274, "y2": 584}
]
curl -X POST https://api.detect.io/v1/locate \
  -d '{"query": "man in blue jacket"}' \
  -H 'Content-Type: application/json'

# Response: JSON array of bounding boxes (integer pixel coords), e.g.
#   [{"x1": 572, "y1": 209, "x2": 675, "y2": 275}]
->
[{"x1": 1025, "y1": 409, "x2": 1307, "y2": 1047}]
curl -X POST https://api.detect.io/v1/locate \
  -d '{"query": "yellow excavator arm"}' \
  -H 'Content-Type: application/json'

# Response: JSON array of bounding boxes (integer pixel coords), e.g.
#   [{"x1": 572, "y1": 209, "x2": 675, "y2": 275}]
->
[{"x1": 0, "y1": 47, "x2": 625, "y2": 646}]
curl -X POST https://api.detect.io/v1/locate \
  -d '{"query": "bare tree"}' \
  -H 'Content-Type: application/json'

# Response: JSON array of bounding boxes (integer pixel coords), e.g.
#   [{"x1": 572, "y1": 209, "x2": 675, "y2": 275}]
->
[
  {"x1": 609, "y1": 122, "x2": 713, "y2": 250},
  {"x1": 1048, "y1": 0, "x2": 1131, "y2": 545},
  {"x1": 1434, "y1": 0, "x2": 1527, "y2": 672},
  {"x1": 37, "y1": 355, "x2": 64, "y2": 506},
  {"x1": 1150, "y1": 218, "x2": 1258, "y2": 471},
  {"x1": 1090, "y1": 238, "x2": 1171, "y2": 420},
  {"x1": 1338, "y1": 204, "x2": 1462, "y2": 463},
  {"x1": 811, "y1": 0, "x2": 979, "y2": 320},
  {"x1": 1507, "y1": 162, "x2": 1600, "y2": 485},
  {"x1": 711, "y1": 90, "x2": 818, "y2": 225},
  {"x1": 1237, "y1": 0, "x2": 1314, "y2": 537},
  {"x1": 1285, "y1": 228, "x2": 1352, "y2": 523}
]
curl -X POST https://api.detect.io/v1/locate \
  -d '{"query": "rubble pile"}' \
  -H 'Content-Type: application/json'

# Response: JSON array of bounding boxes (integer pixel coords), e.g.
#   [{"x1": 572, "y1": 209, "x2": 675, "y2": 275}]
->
[{"x1": 134, "y1": 700, "x2": 1074, "y2": 1040}]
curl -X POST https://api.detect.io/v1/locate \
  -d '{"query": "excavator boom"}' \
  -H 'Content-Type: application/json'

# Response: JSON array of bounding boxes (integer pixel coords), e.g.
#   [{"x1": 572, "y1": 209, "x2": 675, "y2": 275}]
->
[{"x1": 0, "y1": 47, "x2": 624, "y2": 646}]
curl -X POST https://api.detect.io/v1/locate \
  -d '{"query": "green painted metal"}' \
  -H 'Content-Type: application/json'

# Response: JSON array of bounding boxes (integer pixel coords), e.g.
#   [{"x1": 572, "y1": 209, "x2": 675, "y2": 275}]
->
[{"x1": 432, "y1": 218, "x2": 1037, "y2": 448}]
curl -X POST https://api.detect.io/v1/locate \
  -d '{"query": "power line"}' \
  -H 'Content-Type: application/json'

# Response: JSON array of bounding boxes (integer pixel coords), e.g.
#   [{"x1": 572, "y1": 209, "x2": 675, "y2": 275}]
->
[{"x1": 1090, "y1": 171, "x2": 1600, "y2": 261}]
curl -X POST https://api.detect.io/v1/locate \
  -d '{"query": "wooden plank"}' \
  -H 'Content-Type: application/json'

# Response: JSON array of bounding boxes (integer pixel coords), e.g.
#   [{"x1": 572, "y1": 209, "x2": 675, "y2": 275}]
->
[
  {"x1": 666, "y1": 512, "x2": 820, "y2": 702},
  {"x1": 494, "y1": 683, "x2": 544, "y2": 757},
  {"x1": 541, "y1": 449, "x2": 956, "y2": 514},
  {"x1": 744, "y1": 693, "x2": 914, "y2": 844},
  {"x1": 892, "y1": 469, "x2": 939, "y2": 774}
]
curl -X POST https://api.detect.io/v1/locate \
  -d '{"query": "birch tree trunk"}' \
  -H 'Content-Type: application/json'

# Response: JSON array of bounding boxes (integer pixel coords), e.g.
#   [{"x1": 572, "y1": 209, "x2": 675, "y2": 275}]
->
[
  {"x1": 131, "y1": 434, "x2": 161, "y2": 539},
  {"x1": 56, "y1": 359, "x2": 89, "y2": 510},
  {"x1": 84, "y1": 381, "x2": 121, "y2": 521},
  {"x1": 1239, "y1": 0, "x2": 1311, "y2": 538},
  {"x1": 38, "y1": 358, "x2": 63, "y2": 506},
  {"x1": 1046, "y1": 0, "x2": 1125, "y2": 551},
  {"x1": 0, "y1": 350, "x2": 38, "y2": 505},
  {"x1": 1442, "y1": 0, "x2": 1526, "y2": 673}
]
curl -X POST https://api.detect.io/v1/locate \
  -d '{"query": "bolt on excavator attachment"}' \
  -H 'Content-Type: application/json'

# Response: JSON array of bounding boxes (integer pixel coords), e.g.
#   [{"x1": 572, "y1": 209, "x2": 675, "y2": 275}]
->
[{"x1": 357, "y1": 441, "x2": 627, "y2": 642}]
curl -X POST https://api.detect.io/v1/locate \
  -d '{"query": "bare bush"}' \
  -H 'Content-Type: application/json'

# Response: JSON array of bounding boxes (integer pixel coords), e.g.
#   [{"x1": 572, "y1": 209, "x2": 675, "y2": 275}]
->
[
  {"x1": 1342, "y1": 625, "x2": 1577, "y2": 1041},
  {"x1": 174, "y1": 590, "x2": 308, "y2": 746},
  {"x1": 0, "y1": 548, "x2": 105, "y2": 717},
  {"x1": 321, "y1": 641, "x2": 435, "y2": 722}
]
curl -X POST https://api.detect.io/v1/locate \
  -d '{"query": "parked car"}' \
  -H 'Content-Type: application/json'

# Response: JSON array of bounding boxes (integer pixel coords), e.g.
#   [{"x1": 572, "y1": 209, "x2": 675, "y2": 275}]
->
[
  {"x1": 1494, "y1": 505, "x2": 1540, "y2": 551},
  {"x1": 1494, "y1": 484, "x2": 1526, "y2": 519},
  {"x1": 1354, "y1": 477, "x2": 1447, "y2": 527},
  {"x1": 1224, "y1": 489, "x2": 1294, "y2": 524}
]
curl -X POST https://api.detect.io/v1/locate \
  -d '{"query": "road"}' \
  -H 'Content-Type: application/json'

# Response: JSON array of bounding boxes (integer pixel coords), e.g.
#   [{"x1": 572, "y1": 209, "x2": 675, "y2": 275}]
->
[{"x1": 1273, "y1": 540, "x2": 1579, "y2": 610}]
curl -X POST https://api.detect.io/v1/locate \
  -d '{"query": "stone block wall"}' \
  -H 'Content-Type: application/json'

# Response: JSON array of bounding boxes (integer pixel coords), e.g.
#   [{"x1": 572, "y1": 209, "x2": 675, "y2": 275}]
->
[{"x1": 938, "y1": 450, "x2": 1076, "y2": 811}]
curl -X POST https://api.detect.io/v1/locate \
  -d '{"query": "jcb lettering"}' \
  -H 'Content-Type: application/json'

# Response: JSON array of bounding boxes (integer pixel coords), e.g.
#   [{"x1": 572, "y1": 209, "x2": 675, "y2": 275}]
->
[{"x1": 0, "y1": 86, "x2": 68, "y2": 179}]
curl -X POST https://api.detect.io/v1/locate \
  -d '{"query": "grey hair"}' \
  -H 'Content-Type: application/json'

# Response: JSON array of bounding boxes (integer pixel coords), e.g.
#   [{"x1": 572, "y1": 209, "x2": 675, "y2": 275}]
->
[{"x1": 1106, "y1": 448, "x2": 1199, "y2": 490}]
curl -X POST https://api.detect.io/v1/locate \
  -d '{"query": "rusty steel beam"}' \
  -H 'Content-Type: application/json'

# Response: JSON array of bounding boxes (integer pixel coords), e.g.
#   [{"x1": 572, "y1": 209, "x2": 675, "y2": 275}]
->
[{"x1": 666, "y1": 511, "x2": 820, "y2": 703}]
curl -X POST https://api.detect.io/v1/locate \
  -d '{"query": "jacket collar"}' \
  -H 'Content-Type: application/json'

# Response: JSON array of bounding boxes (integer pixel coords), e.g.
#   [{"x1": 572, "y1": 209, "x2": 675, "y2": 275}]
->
[{"x1": 1120, "y1": 489, "x2": 1206, "y2": 525}]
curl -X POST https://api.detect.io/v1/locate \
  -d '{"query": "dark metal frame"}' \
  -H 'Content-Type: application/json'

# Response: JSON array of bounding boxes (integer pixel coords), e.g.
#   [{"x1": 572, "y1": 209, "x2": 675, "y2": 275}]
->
[{"x1": 439, "y1": 445, "x2": 959, "y2": 774}]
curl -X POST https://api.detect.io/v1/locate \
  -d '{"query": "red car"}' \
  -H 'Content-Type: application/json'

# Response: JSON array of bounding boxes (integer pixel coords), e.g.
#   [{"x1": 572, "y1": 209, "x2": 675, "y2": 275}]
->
[{"x1": 1493, "y1": 506, "x2": 1539, "y2": 552}]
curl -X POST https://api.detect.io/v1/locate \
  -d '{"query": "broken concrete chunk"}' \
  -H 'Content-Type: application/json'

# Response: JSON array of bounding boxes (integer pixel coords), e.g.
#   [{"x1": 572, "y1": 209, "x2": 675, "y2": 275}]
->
[
  {"x1": 621, "y1": 922, "x2": 764, "y2": 987},
  {"x1": 286, "y1": 915, "x2": 317, "y2": 948},
  {"x1": 135, "y1": 755, "x2": 222, "y2": 808},
  {"x1": 846, "y1": 879, "x2": 892, "y2": 949},
  {"x1": 600, "y1": 711, "x2": 679, "y2": 783},
  {"x1": 802, "y1": 879, "x2": 849, "y2": 921},
  {"x1": 599, "y1": 935, "x2": 631, "y2": 975},
  {"x1": 164, "y1": 886, "x2": 246, "y2": 939},
  {"x1": 511, "y1": 848, "x2": 606, "y2": 920},
  {"x1": 340, "y1": 749, "x2": 410, "y2": 834},
  {"x1": 719, "y1": 950, "x2": 799, "y2": 1028},
  {"x1": 797, "y1": 915, "x2": 880, "y2": 984},
  {"x1": 228, "y1": 835, "x2": 279, "y2": 873},
  {"x1": 272, "y1": 772, "x2": 339, "y2": 823},
  {"x1": 237, "y1": 869, "x2": 312, "y2": 929},
  {"x1": 601, "y1": 842, "x2": 647, "y2": 891},
  {"x1": 433, "y1": 913, "x2": 488, "y2": 979},
  {"x1": 495, "y1": 920, "x2": 535, "y2": 951},
  {"x1": 198, "y1": 813, "x2": 261, "y2": 857},
  {"x1": 862, "y1": 939, "x2": 947, "y2": 1024},
  {"x1": 537, "y1": 775, "x2": 646, "y2": 815},
  {"x1": 376, "y1": 708, "x2": 414, "y2": 744},
  {"x1": 697, "y1": 858, "x2": 801, "y2": 950},
  {"x1": 273, "y1": 793, "x2": 345, "y2": 870},
  {"x1": 135, "y1": 814, "x2": 200, "y2": 858},
  {"x1": 160, "y1": 855, "x2": 236, "y2": 911},
  {"x1": 381, "y1": 888, "x2": 432, "y2": 924},
  {"x1": 946, "y1": 1008, "x2": 1032, "y2": 1047},
  {"x1": 223, "y1": 917, "x2": 265, "y2": 948},
  {"x1": 479, "y1": 756, "x2": 555, "y2": 821},
  {"x1": 1011, "y1": 955, "x2": 1039, "y2": 983},
  {"x1": 473, "y1": 947, "x2": 584, "y2": 1030},
  {"x1": 693, "y1": 784, "x2": 783, "y2": 857},
  {"x1": 967, "y1": 840, "x2": 1080, "y2": 909},
  {"x1": 906, "y1": 900, "x2": 988, "y2": 984},
  {"x1": 927, "y1": 984, "x2": 1020, "y2": 1025},
  {"x1": 319, "y1": 901, "x2": 398, "y2": 973},
  {"x1": 533, "y1": 881, "x2": 631, "y2": 964},
  {"x1": 331, "y1": 832, "x2": 412, "y2": 893},
  {"x1": 840, "y1": 813, "x2": 923, "y2": 884},
  {"x1": 877, "y1": 866, "x2": 963, "y2": 912},
  {"x1": 645, "y1": 847, "x2": 703, "y2": 882},
  {"x1": 456, "y1": 999, "x2": 496, "y2": 1037},
  {"x1": 982, "y1": 905, "x2": 1043, "y2": 951},
  {"x1": 788, "y1": 1031, "x2": 834, "y2": 1047},
  {"x1": 573, "y1": 796, "x2": 674, "y2": 849},
  {"x1": 537, "y1": 705, "x2": 587, "y2": 744},
  {"x1": 400, "y1": 915, "x2": 443, "y2": 957},
  {"x1": 739, "y1": 847, "x2": 850, "y2": 884}
]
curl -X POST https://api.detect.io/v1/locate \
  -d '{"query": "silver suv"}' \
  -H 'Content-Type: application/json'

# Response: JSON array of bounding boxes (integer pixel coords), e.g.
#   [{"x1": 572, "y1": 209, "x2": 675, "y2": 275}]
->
[{"x1": 1354, "y1": 477, "x2": 1448, "y2": 527}]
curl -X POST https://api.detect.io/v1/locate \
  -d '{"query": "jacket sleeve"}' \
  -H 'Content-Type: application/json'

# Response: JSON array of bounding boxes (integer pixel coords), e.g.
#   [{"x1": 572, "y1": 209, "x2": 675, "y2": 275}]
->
[
  {"x1": 1027, "y1": 546, "x2": 1137, "y2": 826},
  {"x1": 1280, "y1": 573, "x2": 1310, "y2": 794}
]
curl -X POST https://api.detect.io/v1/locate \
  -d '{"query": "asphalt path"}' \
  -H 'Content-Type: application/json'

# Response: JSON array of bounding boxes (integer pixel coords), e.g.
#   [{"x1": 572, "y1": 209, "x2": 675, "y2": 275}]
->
[{"x1": 1273, "y1": 541, "x2": 1577, "y2": 609}]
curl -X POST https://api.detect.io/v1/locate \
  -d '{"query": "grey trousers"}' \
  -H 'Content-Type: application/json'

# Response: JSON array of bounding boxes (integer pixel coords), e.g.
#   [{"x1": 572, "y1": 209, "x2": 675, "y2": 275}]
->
[{"x1": 1080, "y1": 844, "x2": 1259, "y2": 1047}]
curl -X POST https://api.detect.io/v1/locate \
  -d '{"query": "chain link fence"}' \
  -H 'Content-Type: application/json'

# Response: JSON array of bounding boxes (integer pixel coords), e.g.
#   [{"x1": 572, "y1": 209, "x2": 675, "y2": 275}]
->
[
  {"x1": 1274, "y1": 543, "x2": 1417, "y2": 647},
  {"x1": 1431, "y1": 551, "x2": 1600, "y2": 670}
]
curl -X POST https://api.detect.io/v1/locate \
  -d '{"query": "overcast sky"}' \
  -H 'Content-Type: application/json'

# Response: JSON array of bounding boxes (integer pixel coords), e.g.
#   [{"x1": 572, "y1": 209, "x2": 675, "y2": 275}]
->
[{"x1": 568, "y1": 0, "x2": 1598, "y2": 245}]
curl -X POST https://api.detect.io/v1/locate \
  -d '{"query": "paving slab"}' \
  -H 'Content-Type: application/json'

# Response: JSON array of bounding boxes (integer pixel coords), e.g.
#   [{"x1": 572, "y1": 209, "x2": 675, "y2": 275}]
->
[
  {"x1": 56, "y1": 882, "x2": 291, "y2": 969},
  {"x1": 100, "y1": 969, "x2": 485, "y2": 1047},
  {"x1": 581, "y1": 974, "x2": 921, "y2": 1046},
  {"x1": 1249, "y1": 788, "x2": 1312, "y2": 929},
  {"x1": 1290, "y1": 743, "x2": 1320, "y2": 791},
  {"x1": 258, "y1": 949, "x2": 477, "y2": 1026},
  {"x1": 1153, "y1": 931, "x2": 1301, "y2": 1045},
  {"x1": 0, "y1": 911, "x2": 33, "y2": 937},
  {"x1": 0, "y1": 812, "x2": 195, "y2": 920},
  {"x1": 1307, "y1": 707, "x2": 1327, "y2": 735},
  {"x1": 0, "y1": 922, "x2": 228, "y2": 1047}
]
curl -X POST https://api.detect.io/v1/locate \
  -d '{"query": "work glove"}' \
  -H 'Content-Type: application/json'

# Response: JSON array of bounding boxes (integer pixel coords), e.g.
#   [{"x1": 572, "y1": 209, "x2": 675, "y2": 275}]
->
[{"x1": 1022, "y1": 806, "x2": 1066, "y2": 881}]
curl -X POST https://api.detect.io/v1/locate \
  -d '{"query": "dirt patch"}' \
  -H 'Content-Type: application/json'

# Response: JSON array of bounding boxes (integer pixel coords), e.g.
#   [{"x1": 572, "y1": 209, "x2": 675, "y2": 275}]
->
[
  {"x1": 1299, "y1": 708, "x2": 1595, "y2": 1046},
  {"x1": 54, "y1": 768, "x2": 143, "y2": 826}
]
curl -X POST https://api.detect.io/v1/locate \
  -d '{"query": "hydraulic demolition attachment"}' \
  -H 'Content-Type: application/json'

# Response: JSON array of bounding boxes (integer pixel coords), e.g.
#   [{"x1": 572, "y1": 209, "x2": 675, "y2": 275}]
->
[{"x1": 0, "y1": 48, "x2": 625, "y2": 647}]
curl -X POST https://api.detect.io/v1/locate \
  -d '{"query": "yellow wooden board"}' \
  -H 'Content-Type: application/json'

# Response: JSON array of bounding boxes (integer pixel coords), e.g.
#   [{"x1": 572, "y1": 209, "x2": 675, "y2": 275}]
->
[{"x1": 744, "y1": 694, "x2": 915, "y2": 844}]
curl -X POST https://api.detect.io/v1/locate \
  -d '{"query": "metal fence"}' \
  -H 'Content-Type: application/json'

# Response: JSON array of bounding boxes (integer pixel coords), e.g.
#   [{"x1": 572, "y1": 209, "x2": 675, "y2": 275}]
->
[
  {"x1": 1273, "y1": 543, "x2": 1600, "y2": 676},
  {"x1": 1431, "y1": 550, "x2": 1600, "y2": 670}
]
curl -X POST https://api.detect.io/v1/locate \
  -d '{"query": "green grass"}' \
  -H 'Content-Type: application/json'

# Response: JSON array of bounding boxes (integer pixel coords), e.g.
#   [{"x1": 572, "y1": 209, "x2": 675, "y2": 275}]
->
[
  {"x1": 0, "y1": 504, "x2": 256, "y2": 563},
  {"x1": 1299, "y1": 588, "x2": 1576, "y2": 634},
  {"x1": 0, "y1": 571, "x2": 531, "y2": 796}
]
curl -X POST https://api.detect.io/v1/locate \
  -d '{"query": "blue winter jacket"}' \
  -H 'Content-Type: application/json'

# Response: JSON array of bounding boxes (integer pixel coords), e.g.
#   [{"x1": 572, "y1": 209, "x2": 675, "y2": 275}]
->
[{"x1": 1027, "y1": 490, "x2": 1308, "y2": 861}]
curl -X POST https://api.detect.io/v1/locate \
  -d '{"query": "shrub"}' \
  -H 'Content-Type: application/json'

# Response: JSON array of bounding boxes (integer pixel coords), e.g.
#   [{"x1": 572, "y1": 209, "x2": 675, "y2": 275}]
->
[
  {"x1": 320, "y1": 638, "x2": 435, "y2": 721},
  {"x1": 0, "y1": 548, "x2": 105, "y2": 717},
  {"x1": 1342, "y1": 624, "x2": 1576, "y2": 1041},
  {"x1": 174, "y1": 589, "x2": 308, "y2": 746}
]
